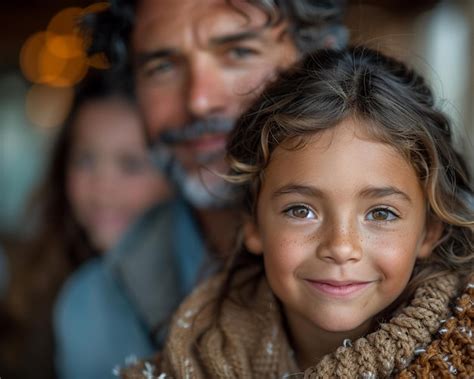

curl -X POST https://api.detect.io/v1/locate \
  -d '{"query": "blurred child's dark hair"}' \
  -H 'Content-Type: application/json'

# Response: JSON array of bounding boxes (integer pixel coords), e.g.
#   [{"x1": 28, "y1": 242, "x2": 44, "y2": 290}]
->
[{"x1": 226, "y1": 46, "x2": 473, "y2": 299}]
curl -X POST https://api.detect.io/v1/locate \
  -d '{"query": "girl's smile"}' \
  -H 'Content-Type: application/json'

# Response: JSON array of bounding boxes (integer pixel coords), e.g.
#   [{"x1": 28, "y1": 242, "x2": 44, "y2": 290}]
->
[{"x1": 303, "y1": 279, "x2": 375, "y2": 298}]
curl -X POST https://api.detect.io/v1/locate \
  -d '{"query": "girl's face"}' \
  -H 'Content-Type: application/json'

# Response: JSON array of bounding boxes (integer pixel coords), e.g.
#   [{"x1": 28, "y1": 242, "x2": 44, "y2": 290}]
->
[
  {"x1": 67, "y1": 97, "x2": 171, "y2": 252},
  {"x1": 244, "y1": 118, "x2": 441, "y2": 337}
]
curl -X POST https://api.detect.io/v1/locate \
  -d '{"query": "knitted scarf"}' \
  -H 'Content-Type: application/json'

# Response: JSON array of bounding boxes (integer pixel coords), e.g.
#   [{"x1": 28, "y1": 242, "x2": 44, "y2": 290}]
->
[{"x1": 120, "y1": 267, "x2": 471, "y2": 379}]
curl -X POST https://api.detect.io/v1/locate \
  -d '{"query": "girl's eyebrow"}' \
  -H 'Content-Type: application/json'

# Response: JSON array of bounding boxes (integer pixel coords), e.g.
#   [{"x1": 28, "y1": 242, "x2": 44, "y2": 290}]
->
[
  {"x1": 271, "y1": 184, "x2": 412, "y2": 203},
  {"x1": 359, "y1": 186, "x2": 412, "y2": 203},
  {"x1": 272, "y1": 184, "x2": 325, "y2": 199}
]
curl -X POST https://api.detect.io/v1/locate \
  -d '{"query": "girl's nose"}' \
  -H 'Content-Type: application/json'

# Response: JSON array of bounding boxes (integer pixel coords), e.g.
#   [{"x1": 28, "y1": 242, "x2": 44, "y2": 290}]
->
[{"x1": 316, "y1": 220, "x2": 363, "y2": 264}]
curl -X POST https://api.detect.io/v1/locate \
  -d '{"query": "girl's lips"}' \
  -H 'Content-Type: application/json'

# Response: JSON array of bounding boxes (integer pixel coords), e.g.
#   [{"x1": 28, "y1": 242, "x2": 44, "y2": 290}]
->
[{"x1": 305, "y1": 280, "x2": 373, "y2": 297}]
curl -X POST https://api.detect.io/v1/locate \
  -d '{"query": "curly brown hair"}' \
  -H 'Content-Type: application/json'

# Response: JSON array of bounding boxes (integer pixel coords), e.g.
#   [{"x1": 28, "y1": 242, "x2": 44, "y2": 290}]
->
[{"x1": 226, "y1": 46, "x2": 473, "y2": 299}]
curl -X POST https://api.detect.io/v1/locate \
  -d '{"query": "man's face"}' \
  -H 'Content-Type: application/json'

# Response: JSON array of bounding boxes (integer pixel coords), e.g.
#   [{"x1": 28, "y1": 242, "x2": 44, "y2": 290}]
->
[{"x1": 132, "y1": 0, "x2": 298, "y2": 207}]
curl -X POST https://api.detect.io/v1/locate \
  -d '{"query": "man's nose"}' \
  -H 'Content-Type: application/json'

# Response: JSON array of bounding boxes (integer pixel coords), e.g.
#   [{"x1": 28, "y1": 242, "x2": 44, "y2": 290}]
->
[
  {"x1": 187, "y1": 57, "x2": 228, "y2": 118},
  {"x1": 316, "y1": 218, "x2": 363, "y2": 264}
]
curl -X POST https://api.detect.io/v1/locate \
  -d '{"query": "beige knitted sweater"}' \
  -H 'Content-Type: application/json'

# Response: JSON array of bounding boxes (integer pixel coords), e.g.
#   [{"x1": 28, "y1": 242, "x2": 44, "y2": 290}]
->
[{"x1": 120, "y1": 267, "x2": 472, "y2": 378}]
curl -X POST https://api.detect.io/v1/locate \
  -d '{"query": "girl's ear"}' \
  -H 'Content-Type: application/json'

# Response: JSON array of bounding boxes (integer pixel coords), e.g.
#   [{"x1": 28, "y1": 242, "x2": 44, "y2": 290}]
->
[
  {"x1": 243, "y1": 219, "x2": 263, "y2": 255},
  {"x1": 417, "y1": 217, "x2": 444, "y2": 259}
]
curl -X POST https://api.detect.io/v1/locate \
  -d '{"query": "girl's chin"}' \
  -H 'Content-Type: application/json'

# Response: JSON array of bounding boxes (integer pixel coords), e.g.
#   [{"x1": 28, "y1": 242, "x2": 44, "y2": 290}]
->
[{"x1": 312, "y1": 316, "x2": 374, "y2": 336}]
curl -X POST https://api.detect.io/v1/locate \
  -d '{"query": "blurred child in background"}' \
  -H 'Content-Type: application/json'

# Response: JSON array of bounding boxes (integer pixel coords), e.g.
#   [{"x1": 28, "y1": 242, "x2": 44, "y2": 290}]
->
[{"x1": 1, "y1": 71, "x2": 171, "y2": 379}]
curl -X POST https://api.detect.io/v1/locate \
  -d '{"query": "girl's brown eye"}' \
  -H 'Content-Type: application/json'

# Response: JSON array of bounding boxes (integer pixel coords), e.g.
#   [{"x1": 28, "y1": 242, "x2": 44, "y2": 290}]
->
[
  {"x1": 293, "y1": 207, "x2": 309, "y2": 218},
  {"x1": 373, "y1": 210, "x2": 388, "y2": 220},
  {"x1": 285, "y1": 205, "x2": 315, "y2": 219},
  {"x1": 367, "y1": 208, "x2": 398, "y2": 222}
]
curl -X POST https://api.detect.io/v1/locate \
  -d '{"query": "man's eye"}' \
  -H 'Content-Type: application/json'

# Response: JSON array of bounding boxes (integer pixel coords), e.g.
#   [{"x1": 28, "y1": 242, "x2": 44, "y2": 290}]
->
[
  {"x1": 366, "y1": 208, "x2": 399, "y2": 222},
  {"x1": 227, "y1": 47, "x2": 259, "y2": 60},
  {"x1": 143, "y1": 60, "x2": 174, "y2": 77},
  {"x1": 284, "y1": 205, "x2": 316, "y2": 219}
]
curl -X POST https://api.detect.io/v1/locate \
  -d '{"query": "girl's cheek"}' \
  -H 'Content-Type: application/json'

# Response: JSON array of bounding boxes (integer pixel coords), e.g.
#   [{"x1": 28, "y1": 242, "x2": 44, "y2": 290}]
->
[
  {"x1": 265, "y1": 235, "x2": 312, "y2": 270},
  {"x1": 365, "y1": 232, "x2": 419, "y2": 278}
]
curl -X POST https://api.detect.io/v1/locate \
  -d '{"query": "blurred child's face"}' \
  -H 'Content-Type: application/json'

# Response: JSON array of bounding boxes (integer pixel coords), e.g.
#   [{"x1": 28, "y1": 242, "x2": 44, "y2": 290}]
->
[
  {"x1": 67, "y1": 97, "x2": 171, "y2": 252},
  {"x1": 244, "y1": 118, "x2": 442, "y2": 338}
]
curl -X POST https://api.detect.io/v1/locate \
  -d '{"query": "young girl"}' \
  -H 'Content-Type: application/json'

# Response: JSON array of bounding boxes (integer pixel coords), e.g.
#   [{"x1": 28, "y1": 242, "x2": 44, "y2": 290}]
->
[
  {"x1": 121, "y1": 47, "x2": 473, "y2": 378},
  {"x1": 1, "y1": 71, "x2": 171, "y2": 379}
]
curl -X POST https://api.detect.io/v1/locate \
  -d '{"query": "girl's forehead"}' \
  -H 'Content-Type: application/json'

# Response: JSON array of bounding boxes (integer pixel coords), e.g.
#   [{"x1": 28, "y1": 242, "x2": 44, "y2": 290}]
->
[
  {"x1": 278, "y1": 117, "x2": 390, "y2": 153},
  {"x1": 264, "y1": 118, "x2": 424, "y2": 199}
]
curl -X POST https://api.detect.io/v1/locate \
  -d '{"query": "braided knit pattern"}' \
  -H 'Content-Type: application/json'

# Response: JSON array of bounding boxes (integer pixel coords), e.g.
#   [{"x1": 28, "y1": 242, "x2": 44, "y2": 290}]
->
[
  {"x1": 119, "y1": 269, "x2": 464, "y2": 379},
  {"x1": 398, "y1": 275, "x2": 473, "y2": 379}
]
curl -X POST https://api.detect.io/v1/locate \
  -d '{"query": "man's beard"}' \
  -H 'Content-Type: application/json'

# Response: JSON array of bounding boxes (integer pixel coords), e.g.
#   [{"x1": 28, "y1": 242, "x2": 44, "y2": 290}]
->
[{"x1": 151, "y1": 118, "x2": 237, "y2": 209}]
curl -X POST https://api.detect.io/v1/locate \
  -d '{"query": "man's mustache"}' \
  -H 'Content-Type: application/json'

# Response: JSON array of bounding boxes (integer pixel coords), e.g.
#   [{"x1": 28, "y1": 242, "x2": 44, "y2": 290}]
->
[
  {"x1": 150, "y1": 118, "x2": 234, "y2": 177},
  {"x1": 158, "y1": 118, "x2": 234, "y2": 145}
]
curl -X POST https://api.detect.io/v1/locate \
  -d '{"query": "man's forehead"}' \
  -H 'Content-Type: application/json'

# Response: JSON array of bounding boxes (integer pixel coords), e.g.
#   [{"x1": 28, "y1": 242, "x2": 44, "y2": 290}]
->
[{"x1": 133, "y1": 0, "x2": 271, "y2": 52}]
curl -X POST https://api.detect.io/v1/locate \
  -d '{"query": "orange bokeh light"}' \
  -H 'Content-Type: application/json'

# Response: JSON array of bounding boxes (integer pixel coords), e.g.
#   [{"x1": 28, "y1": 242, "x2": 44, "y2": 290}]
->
[
  {"x1": 88, "y1": 52, "x2": 110, "y2": 70},
  {"x1": 20, "y1": 32, "x2": 49, "y2": 84},
  {"x1": 20, "y1": 31, "x2": 87, "y2": 88},
  {"x1": 82, "y1": 2, "x2": 110, "y2": 15},
  {"x1": 47, "y1": 7, "x2": 83, "y2": 35},
  {"x1": 48, "y1": 56, "x2": 89, "y2": 88},
  {"x1": 46, "y1": 33, "x2": 85, "y2": 60},
  {"x1": 20, "y1": 3, "x2": 112, "y2": 90},
  {"x1": 38, "y1": 35, "x2": 69, "y2": 85}
]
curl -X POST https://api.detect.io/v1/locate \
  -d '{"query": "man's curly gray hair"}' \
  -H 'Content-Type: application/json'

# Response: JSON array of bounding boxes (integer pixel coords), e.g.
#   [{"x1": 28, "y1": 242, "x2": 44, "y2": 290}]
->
[{"x1": 82, "y1": 0, "x2": 348, "y2": 74}]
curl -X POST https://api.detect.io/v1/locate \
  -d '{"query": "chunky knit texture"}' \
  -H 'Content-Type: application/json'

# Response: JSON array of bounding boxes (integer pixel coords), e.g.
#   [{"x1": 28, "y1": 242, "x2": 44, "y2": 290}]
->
[
  {"x1": 120, "y1": 269, "x2": 470, "y2": 379},
  {"x1": 398, "y1": 276, "x2": 473, "y2": 379}
]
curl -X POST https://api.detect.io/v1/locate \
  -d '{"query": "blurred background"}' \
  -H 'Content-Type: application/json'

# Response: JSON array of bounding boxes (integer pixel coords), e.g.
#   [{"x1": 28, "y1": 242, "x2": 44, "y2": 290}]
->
[{"x1": 0, "y1": 0, "x2": 473, "y2": 241}]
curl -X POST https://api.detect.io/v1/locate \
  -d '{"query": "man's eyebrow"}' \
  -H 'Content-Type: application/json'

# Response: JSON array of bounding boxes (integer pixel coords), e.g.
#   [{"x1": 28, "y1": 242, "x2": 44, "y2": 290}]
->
[
  {"x1": 359, "y1": 186, "x2": 412, "y2": 203},
  {"x1": 135, "y1": 49, "x2": 176, "y2": 67},
  {"x1": 272, "y1": 184, "x2": 325, "y2": 199},
  {"x1": 210, "y1": 30, "x2": 263, "y2": 46}
]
